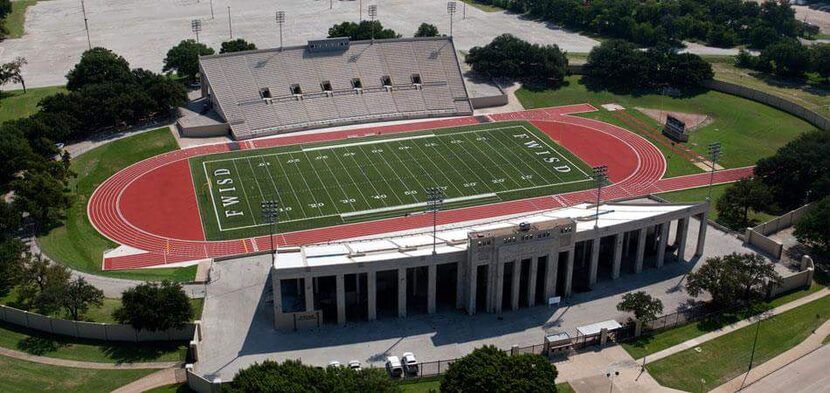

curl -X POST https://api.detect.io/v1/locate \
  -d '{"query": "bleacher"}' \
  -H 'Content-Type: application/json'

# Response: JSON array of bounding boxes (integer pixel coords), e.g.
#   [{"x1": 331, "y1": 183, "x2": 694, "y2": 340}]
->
[{"x1": 199, "y1": 37, "x2": 474, "y2": 140}]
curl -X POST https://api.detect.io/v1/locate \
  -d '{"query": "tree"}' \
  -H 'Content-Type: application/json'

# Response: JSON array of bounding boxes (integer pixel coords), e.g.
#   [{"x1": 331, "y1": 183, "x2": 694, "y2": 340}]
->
[
  {"x1": 18, "y1": 254, "x2": 71, "y2": 314},
  {"x1": 414, "y1": 23, "x2": 440, "y2": 37},
  {"x1": 686, "y1": 253, "x2": 781, "y2": 308},
  {"x1": 12, "y1": 169, "x2": 71, "y2": 230},
  {"x1": 0, "y1": 238, "x2": 24, "y2": 296},
  {"x1": 114, "y1": 281, "x2": 192, "y2": 331},
  {"x1": 810, "y1": 43, "x2": 830, "y2": 81},
  {"x1": 0, "y1": 57, "x2": 27, "y2": 92},
  {"x1": 441, "y1": 346, "x2": 559, "y2": 393},
  {"x1": 220, "y1": 38, "x2": 257, "y2": 54},
  {"x1": 794, "y1": 196, "x2": 830, "y2": 255},
  {"x1": 754, "y1": 130, "x2": 830, "y2": 211},
  {"x1": 616, "y1": 291, "x2": 663, "y2": 322},
  {"x1": 65, "y1": 48, "x2": 133, "y2": 91},
  {"x1": 227, "y1": 359, "x2": 399, "y2": 393},
  {"x1": 584, "y1": 39, "x2": 650, "y2": 90},
  {"x1": 327, "y1": 20, "x2": 400, "y2": 41},
  {"x1": 465, "y1": 34, "x2": 568, "y2": 86},
  {"x1": 61, "y1": 277, "x2": 104, "y2": 320},
  {"x1": 0, "y1": 0, "x2": 10, "y2": 19},
  {"x1": 758, "y1": 39, "x2": 810, "y2": 77},
  {"x1": 163, "y1": 40, "x2": 215, "y2": 82},
  {"x1": 716, "y1": 177, "x2": 773, "y2": 229}
]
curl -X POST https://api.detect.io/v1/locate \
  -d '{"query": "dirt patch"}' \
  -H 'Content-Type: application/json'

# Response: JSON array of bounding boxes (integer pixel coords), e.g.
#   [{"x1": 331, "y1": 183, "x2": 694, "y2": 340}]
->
[{"x1": 635, "y1": 107, "x2": 713, "y2": 131}]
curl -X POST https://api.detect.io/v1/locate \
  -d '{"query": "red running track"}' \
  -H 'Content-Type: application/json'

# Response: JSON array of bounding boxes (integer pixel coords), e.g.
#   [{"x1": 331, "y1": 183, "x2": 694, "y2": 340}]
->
[{"x1": 89, "y1": 104, "x2": 751, "y2": 270}]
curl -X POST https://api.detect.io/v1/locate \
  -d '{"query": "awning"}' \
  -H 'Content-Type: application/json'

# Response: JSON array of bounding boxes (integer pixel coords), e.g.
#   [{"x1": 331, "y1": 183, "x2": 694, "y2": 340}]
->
[{"x1": 576, "y1": 320, "x2": 622, "y2": 336}]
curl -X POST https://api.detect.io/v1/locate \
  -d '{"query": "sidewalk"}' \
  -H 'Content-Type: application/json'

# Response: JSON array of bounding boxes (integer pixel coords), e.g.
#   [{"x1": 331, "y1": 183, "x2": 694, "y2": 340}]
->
[
  {"x1": 112, "y1": 368, "x2": 186, "y2": 393},
  {"x1": 637, "y1": 288, "x2": 830, "y2": 363},
  {"x1": 554, "y1": 345, "x2": 682, "y2": 393},
  {"x1": 0, "y1": 346, "x2": 179, "y2": 370},
  {"x1": 709, "y1": 320, "x2": 830, "y2": 393}
]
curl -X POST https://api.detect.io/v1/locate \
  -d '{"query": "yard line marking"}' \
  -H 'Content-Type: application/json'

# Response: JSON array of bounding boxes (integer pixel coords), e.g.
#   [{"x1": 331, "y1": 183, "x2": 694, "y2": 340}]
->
[
  {"x1": 340, "y1": 193, "x2": 497, "y2": 218},
  {"x1": 273, "y1": 154, "x2": 309, "y2": 218},
  {"x1": 408, "y1": 134, "x2": 475, "y2": 196},
  {"x1": 482, "y1": 129, "x2": 554, "y2": 186},
  {"x1": 371, "y1": 141, "x2": 420, "y2": 203},
  {"x1": 454, "y1": 132, "x2": 522, "y2": 191},
  {"x1": 290, "y1": 152, "x2": 329, "y2": 216},
  {"x1": 302, "y1": 134, "x2": 435, "y2": 152},
  {"x1": 257, "y1": 155, "x2": 291, "y2": 222},
  {"x1": 437, "y1": 133, "x2": 507, "y2": 192},
  {"x1": 493, "y1": 126, "x2": 568, "y2": 184},
  {"x1": 316, "y1": 147, "x2": 359, "y2": 209},
  {"x1": 330, "y1": 148, "x2": 372, "y2": 210},
  {"x1": 231, "y1": 158, "x2": 258, "y2": 226},
  {"x1": 245, "y1": 157, "x2": 267, "y2": 199},
  {"x1": 388, "y1": 141, "x2": 429, "y2": 200},
  {"x1": 202, "y1": 161, "x2": 226, "y2": 232},
  {"x1": 394, "y1": 140, "x2": 443, "y2": 191},
  {"x1": 300, "y1": 150, "x2": 343, "y2": 215},
  {"x1": 344, "y1": 148, "x2": 390, "y2": 208},
  {"x1": 526, "y1": 125, "x2": 592, "y2": 179},
  {"x1": 355, "y1": 145, "x2": 406, "y2": 205}
]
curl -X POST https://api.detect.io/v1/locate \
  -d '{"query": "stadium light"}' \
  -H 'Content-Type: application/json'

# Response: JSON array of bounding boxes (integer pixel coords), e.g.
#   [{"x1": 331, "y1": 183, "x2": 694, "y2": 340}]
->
[
  {"x1": 359, "y1": 0, "x2": 363, "y2": 22},
  {"x1": 425, "y1": 187, "x2": 445, "y2": 255},
  {"x1": 191, "y1": 19, "x2": 202, "y2": 44},
  {"x1": 447, "y1": 1, "x2": 457, "y2": 37},
  {"x1": 261, "y1": 200, "x2": 279, "y2": 265},
  {"x1": 592, "y1": 165, "x2": 608, "y2": 229},
  {"x1": 275, "y1": 10, "x2": 286, "y2": 51},
  {"x1": 368, "y1": 5, "x2": 377, "y2": 43},
  {"x1": 81, "y1": 0, "x2": 91, "y2": 50},
  {"x1": 227, "y1": 6, "x2": 233, "y2": 39},
  {"x1": 707, "y1": 142, "x2": 721, "y2": 202}
]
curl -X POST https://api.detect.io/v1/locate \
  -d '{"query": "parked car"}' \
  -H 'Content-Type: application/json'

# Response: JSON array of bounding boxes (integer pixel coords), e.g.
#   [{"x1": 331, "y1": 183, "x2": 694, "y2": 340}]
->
[
  {"x1": 402, "y1": 352, "x2": 418, "y2": 375},
  {"x1": 328, "y1": 360, "x2": 341, "y2": 368},
  {"x1": 348, "y1": 360, "x2": 361, "y2": 371},
  {"x1": 385, "y1": 356, "x2": 403, "y2": 378}
]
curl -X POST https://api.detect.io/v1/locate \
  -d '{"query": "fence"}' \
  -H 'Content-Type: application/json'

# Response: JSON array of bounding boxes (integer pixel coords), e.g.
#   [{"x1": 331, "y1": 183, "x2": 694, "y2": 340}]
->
[
  {"x1": 745, "y1": 204, "x2": 813, "y2": 260},
  {"x1": 0, "y1": 304, "x2": 196, "y2": 342}
]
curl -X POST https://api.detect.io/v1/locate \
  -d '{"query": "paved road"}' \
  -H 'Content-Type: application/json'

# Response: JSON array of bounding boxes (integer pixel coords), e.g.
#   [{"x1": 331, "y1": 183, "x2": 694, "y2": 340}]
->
[
  {"x1": 741, "y1": 345, "x2": 830, "y2": 393},
  {"x1": 1, "y1": 0, "x2": 738, "y2": 89}
]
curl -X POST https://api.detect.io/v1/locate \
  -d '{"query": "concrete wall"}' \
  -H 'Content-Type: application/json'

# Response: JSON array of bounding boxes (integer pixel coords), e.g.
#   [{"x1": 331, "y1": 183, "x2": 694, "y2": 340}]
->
[
  {"x1": 177, "y1": 121, "x2": 230, "y2": 138},
  {"x1": 745, "y1": 204, "x2": 813, "y2": 259},
  {"x1": 470, "y1": 94, "x2": 508, "y2": 109},
  {"x1": 768, "y1": 256, "x2": 814, "y2": 298},
  {"x1": 0, "y1": 305, "x2": 196, "y2": 342}
]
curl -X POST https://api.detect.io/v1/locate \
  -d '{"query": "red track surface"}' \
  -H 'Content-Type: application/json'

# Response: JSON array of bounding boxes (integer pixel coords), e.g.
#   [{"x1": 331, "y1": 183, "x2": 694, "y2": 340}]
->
[{"x1": 89, "y1": 104, "x2": 752, "y2": 270}]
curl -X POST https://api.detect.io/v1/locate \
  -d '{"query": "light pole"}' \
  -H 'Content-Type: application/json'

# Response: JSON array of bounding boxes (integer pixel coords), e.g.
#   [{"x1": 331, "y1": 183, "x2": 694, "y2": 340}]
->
[
  {"x1": 707, "y1": 142, "x2": 721, "y2": 201},
  {"x1": 737, "y1": 316, "x2": 763, "y2": 391},
  {"x1": 209, "y1": 0, "x2": 214, "y2": 19},
  {"x1": 592, "y1": 165, "x2": 608, "y2": 229},
  {"x1": 227, "y1": 6, "x2": 233, "y2": 39},
  {"x1": 359, "y1": 0, "x2": 363, "y2": 21},
  {"x1": 368, "y1": 5, "x2": 377, "y2": 43},
  {"x1": 81, "y1": 0, "x2": 91, "y2": 50},
  {"x1": 447, "y1": 1, "x2": 457, "y2": 37},
  {"x1": 275, "y1": 11, "x2": 285, "y2": 51},
  {"x1": 606, "y1": 370, "x2": 620, "y2": 393},
  {"x1": 191, "y1": 19, "x2": 202, "y2": 44},
  {"x1": 425, "y1": 187, "x2": 445, "y2": 255},
  {"x1": 261, "y1": 200, "x2": 279, "y2": 265}
]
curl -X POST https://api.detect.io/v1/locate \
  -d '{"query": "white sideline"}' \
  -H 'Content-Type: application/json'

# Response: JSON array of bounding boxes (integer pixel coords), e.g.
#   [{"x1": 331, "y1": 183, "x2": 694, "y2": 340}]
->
[
  {"x1": 301, "y1": 134, "x2": 436, "y2": 152},
  {"x1": 339, "y1": 193, "x2": 498, "y2": 218}
]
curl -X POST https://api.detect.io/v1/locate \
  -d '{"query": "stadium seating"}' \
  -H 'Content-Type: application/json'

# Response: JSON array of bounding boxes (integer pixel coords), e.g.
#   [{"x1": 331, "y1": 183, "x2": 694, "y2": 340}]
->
[{"x1": 199, "y1": 37, "x2": 474, "y2": 140}]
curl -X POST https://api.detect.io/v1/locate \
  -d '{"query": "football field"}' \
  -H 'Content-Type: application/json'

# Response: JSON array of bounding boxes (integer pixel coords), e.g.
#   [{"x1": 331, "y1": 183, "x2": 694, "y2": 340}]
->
[{"x1": 190, "y1": 122, "x2": 597, "y2": 240}]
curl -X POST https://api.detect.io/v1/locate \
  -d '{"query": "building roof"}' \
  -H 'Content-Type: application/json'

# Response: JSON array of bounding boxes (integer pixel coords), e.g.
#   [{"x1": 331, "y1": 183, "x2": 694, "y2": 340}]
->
[
  {"x1": 273, "y1": 201, "x2": 705, "y2": 271},
  {"x1": 199, "y1": 37, "x2": 473, "y2": 140}
]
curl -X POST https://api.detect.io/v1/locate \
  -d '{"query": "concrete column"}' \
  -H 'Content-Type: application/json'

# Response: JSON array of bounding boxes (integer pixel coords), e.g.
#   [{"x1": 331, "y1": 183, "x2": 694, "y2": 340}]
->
[
  {"x1": 635, "y1": 228, "x2": 647, "y2": 274},
  {"x1": 527, "y1": 258, "x2": 539, "y2": 307},
  {"x1": 657, "y1": 222, "x2": 669, "y2": 268},
  {"x1": 546, "y1": 252, "x2": 560, "y2": 299},
  {"x1": 494, "y1": 262, "x2": 505, "y2": 313},
  {"x1": 612, "y1": 233, "x2": 624, "y2": 280},
  {"x1": 695, "y1": 213, "x2": 707, "y2": 256},
  {"x1": 336, "y1": 274, "x2": 346, "y2": 325},
  {"x1": 398, "y1": 268, "x2": 407, "y2": 318},
  {"x1": 588, "y1": 238, "x2": 601, "y2": 288},
  {"x1": 467, "y1": 264, "x2": 477, "y2": 315},
  {"x1": 304, "y1": 276, "x2": 315, "y2": 312},
  {"x1": 456, "y1": 262, "x2": 465, "y2": 309},
  {"x1": 273, "y1": 279, "x2": 283, "y2": 315},
  {"x1": 511, "y1": 260, "x2": 521, "y2": 311},
  {"x1": 677, "y1": 217, "x2": 689, "y2": 262},
  {"x1": 367, "y1": 271, "x2": 377, "y2": 321},
  {"x1": 563, "y1": 248, "x2": 575, "y2": 297},
  {"x1": 427, "y1": 264, "x2": 437, "y2": 314}
]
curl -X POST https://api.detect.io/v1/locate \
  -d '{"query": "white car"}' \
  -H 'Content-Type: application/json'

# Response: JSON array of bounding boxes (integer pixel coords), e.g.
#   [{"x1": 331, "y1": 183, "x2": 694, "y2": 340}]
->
[
  {"x1": 348, "y1": 360, "x2": 361, "y2": 371},
  {"x1": 402, "y1": 352, "x2": 419, "y2": 375},
  {"x1": 328, "y1": 360, "x2": 341, "y2": 368},
  {"x1": 385, "y1": 356, "x2": 403, "y2": 378}
]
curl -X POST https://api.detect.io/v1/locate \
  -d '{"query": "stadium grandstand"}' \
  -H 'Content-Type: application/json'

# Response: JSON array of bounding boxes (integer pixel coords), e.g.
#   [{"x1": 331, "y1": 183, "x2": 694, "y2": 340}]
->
[{"x1": 189, "y1": 36, "x2": 474, "y2": 140}]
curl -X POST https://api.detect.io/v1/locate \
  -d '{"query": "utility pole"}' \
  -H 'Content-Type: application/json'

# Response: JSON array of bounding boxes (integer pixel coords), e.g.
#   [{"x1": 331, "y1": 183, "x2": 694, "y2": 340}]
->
[
  {"x1": 447, "y1": 2, "x2": 456, "y2": 37},
  {"x1": 275, "y1": 11, "x2": 285, "y2": 51},
  {"x1": 227, "y1": 6, "x2": 233, "y2": 39},
  {"x1": 592, "y1": 165, "x2": 608, "y2": 229},
  {"x1": 191, "y1": 19, "x2": 202, "y2": 44},
  {"x1": 81, "y1": 0, "x2": 91, "y2": 50}
]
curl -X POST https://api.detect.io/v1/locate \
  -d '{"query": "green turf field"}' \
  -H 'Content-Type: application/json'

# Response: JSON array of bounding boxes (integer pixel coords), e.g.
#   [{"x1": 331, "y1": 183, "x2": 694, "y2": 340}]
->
[{"x1": 190, "y1": 122, "x2": 595, "y2": 240}]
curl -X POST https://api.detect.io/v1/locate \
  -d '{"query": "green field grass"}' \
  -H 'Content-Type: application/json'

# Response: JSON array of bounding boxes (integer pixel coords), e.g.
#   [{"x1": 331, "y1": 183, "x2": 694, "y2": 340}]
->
[
  {"x1": 622, "y1": 281, "x2": 824, "y2": 360},
  {"x1": 646, "y1": 295, "x2": 830, "y2": 393},
  {"x1": 399, "y1": 377, "x2": 574, "y2": 393},
  {"x1": 0, "y1": 355, "x2": 155, "y2": 392},
  {"x1": 5, "y1": 0, "x2": 39, "y2": 38},
  {"x1": 656, "y1": 184, "x2": 774, "y2": 225},
  {"x1": 516, "y1": 75, "x2": 816, "y2": 169},
  {"x1": 37, "y1": 128, "x2": 196, "y2": 282},
  {"x1": 0, "y1": 85, "x2": 66, "y2": 124},
  {"x1": 191, "y1": 121, "x2": 595, "y2": 240}
]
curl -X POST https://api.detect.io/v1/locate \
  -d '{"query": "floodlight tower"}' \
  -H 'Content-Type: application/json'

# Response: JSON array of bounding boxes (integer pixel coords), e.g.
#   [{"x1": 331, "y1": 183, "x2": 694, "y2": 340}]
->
[
  {"x1": 227, "y1": 6, "x2": 233, "y2": 39},
  {"x1": 447, "y1": 2, "x2": 457, "y2": 37},
  {"x1": 368, "y1": 5, "x2": 377, "y2": 43},
  {"x1": 707, "y1": 142, "x2": 721, "y2": 202},
  {"x1": 275, "y1": 10, "x2": 286, "y2": 51},
  {"x1": 592, "y1": 165, "x2": 608, "y2": 229},
  {"x1": 81, "y1": 0, "x2": 92, "y2": 50},
  {"x1": 191, "y1": 19, "x2": 202, "y2": 44},
  {"x1": 425, "y1": 187, "x2": 445, "y2": 255},
  {"x1": 261, "y1": 200, "x2": 279, "y2": 265},
  {"x1": 359, "y1": 0, "x2": 363, "y2": 21}
]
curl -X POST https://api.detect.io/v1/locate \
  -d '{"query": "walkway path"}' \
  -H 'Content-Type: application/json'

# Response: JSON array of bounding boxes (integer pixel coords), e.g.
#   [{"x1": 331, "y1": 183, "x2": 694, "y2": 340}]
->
[
  {"x1": 711, "y1": 320, "x2": 830, "y2": 393},
  {"x1": 637, "y1": 288, "x2": 830, "y2": 363},
  {"x1": 555, "y1": 345, "x2": 682, "y2": 393},
  {"x1": 112, "y1": 368, "x2": 186, "y2": 393},
  {"x1": 0, "y1": 346, "x2": 179, "y2": 370}
]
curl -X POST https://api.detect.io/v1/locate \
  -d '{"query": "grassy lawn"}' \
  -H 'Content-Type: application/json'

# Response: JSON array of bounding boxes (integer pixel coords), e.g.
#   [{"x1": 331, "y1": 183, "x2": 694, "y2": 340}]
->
[
  {"x1": 5, "y1": 0, "x2": 39, "y2": 38},
  {"x1": 712, "y1": 61, "x2": 830, "y2": 120},
  {"x1": 622, "y1": 281, "x2": 825, "y2": 360},
  {"x1": 0, "y1": 355, "x2": 155, "y2": 392},
  {"x1": 460, "y1": 0, "x2": 504, "y2": 12},
  {"x1": 516, "y1": 75, "x2": 816, "y2": 169},
  {"x1": 399, "y1": 377, "x2": 574, "y2": 392},
  {"x1": 37, "y1": 127, "x2": 196, "y2": 282},
  {"x1": 656, "y1": 184, "x2": 775, "y2": 225},
  {"x1": 0, "y1": 320, "x2": 188, "y2": 363},
  {"x1": 646, "y1": 294, "x2": 830, "y2": 393},
  {"x1": 145, "y1": 384, "x2": 194, "y2": 393},
  {"x1": 0, "y1": 86, "x2": 66, "y2": 124}
]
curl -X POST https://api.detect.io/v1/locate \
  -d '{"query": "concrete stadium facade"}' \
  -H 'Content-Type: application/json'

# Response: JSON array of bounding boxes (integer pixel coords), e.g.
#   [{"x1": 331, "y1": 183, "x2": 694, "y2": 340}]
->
[{"x1": 270, "y1": 199, "x2": 709, "y2": 330}]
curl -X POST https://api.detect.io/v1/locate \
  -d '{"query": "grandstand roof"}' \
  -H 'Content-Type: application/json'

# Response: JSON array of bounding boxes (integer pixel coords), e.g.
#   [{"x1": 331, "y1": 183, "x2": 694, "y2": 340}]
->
[{"x1": 199, "y1": 37, "x2": 474, "y2": 140}]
